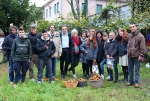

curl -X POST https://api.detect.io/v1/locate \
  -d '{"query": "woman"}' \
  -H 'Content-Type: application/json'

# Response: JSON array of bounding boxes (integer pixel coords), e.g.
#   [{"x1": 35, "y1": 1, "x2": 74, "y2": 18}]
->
[
  {"x1": 96, "y1": 30, "x2": 104, "y2": 75},
  {"x1": 80, "y1": 34, "x2": 98, "y2": 79},
  {"x1": 100, "y1": 32, "x2": 110, "y2": 79},
  {"x1": 68, "y1": 29, "x2": 82, "y2": 78},
  {"x1": 89, "y1": 29, "x2": 96, "y2": 37},
  {"x1": 80, "y1": 32, "x2": 87, "y2": 78},
  {"x1": 116, "y1": 28, "x2": 128, "y2": 82}
]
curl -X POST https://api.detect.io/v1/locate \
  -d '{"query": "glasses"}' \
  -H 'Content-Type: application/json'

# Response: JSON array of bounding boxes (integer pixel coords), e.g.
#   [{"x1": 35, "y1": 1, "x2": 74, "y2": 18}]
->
[
  {"x1": 130, "y1": 26, "x2": 135, "y2": 28},
  {"x1": 62, "y1": 29, "x2": 66, "y2": 30}
]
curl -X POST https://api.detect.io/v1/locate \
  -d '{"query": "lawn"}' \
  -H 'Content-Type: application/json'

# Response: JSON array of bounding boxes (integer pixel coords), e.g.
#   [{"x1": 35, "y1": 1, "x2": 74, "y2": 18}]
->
[{"x1": 0, "y1": 53, "x2": 150, "y2": 101}]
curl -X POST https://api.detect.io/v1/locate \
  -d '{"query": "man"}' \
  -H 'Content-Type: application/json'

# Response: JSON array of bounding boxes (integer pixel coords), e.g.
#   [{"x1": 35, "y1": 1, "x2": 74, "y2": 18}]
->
[
  {"x1": 60, "y1": 25, "x2": 71, "y2": 78},
  {"x1": 11, "y1": 28, "x2": 32, "y2": 88},
  {"x1": 2, "y1": 26, "x2": 18, "y2": 84},
  {"x1": 105, "y1": 32, "x2": 118, "y2": 83},
  {"x1": 44, "y1": 25, "x2": 62, "y2": 81},
  {"x1": 36, "y1": 30, "x2": 56, "y2": 84},
  {"x1": 127, "y1": 23, "x2": 146, "y2": 88},
  {"x1": 27, "y1": 26, "x2": 41, "y2": 81}
]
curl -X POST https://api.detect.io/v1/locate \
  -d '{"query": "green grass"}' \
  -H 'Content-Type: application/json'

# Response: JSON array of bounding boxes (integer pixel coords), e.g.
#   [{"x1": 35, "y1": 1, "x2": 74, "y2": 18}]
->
[{"x1": 0, "y1": 53, "x2": 150, "y2": 101}]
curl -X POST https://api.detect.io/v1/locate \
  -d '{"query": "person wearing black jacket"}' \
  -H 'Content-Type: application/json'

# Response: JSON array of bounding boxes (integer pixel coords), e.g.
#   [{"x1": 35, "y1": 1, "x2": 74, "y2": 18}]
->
[
  {"x1": 11, "y1": 28, "x2": 32, "y2": 88},
  {"x1": 60, "y1": 25, "x2": 72, "y2": 78},
  {"x1": 27, "y1": 26, "x2": 41, "y2": 81},
  {"x1": 36, "y1": 30, "x2": 56, "y2": 84},
  {"x1": 2, "y1": 26, "x2": 18, "y2": 84},
  {"x1": 96, "y1": 30, "x2": 104, "y2": 75},
  {"x1": 105, "y1": 32, "x2": 119, "y2": 83}
]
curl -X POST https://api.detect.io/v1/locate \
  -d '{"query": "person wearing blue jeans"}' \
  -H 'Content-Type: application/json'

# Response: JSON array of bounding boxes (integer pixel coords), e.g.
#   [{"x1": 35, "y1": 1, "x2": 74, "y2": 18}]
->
[
  {"x1": 2, "y1": 26, "x2": 18, "y2": 84},
  {"x1": 100, "y1": 58, "x2": 110, "y2": 79}
]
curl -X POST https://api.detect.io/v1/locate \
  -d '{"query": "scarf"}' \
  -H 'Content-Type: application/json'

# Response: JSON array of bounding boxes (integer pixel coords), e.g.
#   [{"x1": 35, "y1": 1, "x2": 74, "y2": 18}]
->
[{"x1": 72, "y1": 36, "x2": 80, "y2": 54}]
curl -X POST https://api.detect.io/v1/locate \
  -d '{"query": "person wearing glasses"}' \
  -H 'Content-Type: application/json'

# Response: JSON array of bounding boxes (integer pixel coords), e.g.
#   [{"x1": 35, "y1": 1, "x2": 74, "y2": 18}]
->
[
  {"x1": 60, "y1": 25, "x2": 72, "y2": 78},
  {"x1": 127, "y1": 23, "x2": 146, "y2": 88}
]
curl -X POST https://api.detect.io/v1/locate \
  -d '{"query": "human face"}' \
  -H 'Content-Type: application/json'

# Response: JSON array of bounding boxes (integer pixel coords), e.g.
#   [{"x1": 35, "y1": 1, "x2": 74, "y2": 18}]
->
[
  {"x1": 62, "y1": 26, "x2": 67, "y2": 34},
  {"x1": 50, "y1": 25, "x2": 55, "y2": 33},
  {"x1": 30, "y1": 29, "x2": 37, "y2": 34},
  {"x1": 103, "y1": 35, "x2": 108, "y2": 41},
  {"x1": 11, "y1": 28, "x2": 17, "y2": 34},
  {"x1": 89, "y1": 30, "x2": 94, "y2": 35},
  {"x1": 130, "y1": 24, "x2": 137, "y2": 33},
  {"x1": 89, "y1": 35, "x2": 93, "y2": 41},
  {"x1": 119, "y1": 30, "x2": 123, "y2": 36},
  {"x1": 97, "y1": 33, "x2": 101, "y2": 38},
  {"x1": 19, "y1": 30, "x2": 25, "y2": 38},
  {"x1": 109, "y1": 32, "x2": 115, "y2": 39},
  {"x1": 82, "y1": 33, "x2": 86, "y2": 38},
  {"x1": 42, "y1": 33, "x2": 48, "y2": 39}
]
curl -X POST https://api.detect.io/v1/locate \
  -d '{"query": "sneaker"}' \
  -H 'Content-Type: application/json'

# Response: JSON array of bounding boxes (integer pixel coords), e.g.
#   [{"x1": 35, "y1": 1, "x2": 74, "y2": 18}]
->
[
  {"x1": 101, "y1": 74, "x2": 104, "y2": 79},
  {"x1": 43, "y1": 77, "x2": 49, "y2": 81},
  {"x1": 134, "y1": 84, "x2": 140, "y2": 88},
  {"x1": 31, "y1": 78, "x2": 35, "y2": 82},
  {"x1": 14, "y1": 84, "x2": 17, "y2": 88},
  {"x1": 10, "y1": 82, "x2": 14, "y2": 85},
  {"x1": 37, "y1": 81, "x2": 42, "y2": 84},
  {"x1": 127, "y1": 83, "x2": 133, "y2": 86},
  {"x1": 106, "y1": 76, "x2": 110, "y2": 80},
  {"x1": 54, "y1": 77, "x2": 59, "y2": 81},
  {"x1": 51, "y1": 81, "x2": 54, "y2": 83},
  {"x1": 73, "y1": 74, "x2": 77, "y2": 78}
]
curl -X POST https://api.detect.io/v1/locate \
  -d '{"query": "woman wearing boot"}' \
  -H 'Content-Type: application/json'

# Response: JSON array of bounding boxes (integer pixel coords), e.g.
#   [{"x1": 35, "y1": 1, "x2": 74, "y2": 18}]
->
[{"x1": 116, "y1": 28, "x2": 128, "y2": 82}]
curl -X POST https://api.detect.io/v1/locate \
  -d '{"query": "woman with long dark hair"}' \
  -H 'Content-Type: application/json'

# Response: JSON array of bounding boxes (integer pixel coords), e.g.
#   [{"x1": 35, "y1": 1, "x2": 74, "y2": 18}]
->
[
  {"x1": 116, "y1": 28, "x2": 128, "y2": 82},
  {"x1": 80, "y1": 34, "x2": 98, "y2": 79}
]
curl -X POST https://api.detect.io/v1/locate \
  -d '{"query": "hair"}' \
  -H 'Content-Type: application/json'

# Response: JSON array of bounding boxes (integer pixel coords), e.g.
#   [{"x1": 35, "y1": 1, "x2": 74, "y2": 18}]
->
[
  {"x1": 62, "y1": 25, "x2": 67, "y2": 28},
  {"x1": 71, "y1": 29, "x2": 78, "y2": 36},
  {"x1": 81, "y1": 31, "x2": 87, "y2": 37},
  {"x1": 42, "y1": 30, "x2": 47, "y2": 33},
  {"x1": 86, "y1": 34, "x2": 97, "y2": 48},
  {"x1": 130, "y1": 23, "x2": 138, "y2": 27},
  {"x1": 30, "y1": 26, "x2": 36, "y2": 30},
  {"x1": 50, "y1": 24, "x2": 56, "y2": 29},
  {"x1": 19, "y1": 27, "x2": 24, "y2": 31},
  {"x1": 96, "y1": 30, "x2": 103, "y2": 39},
  {"x1": 103, "y1": 32, "x2": 108, "y2": 36},
  {"x1": 9, "y1": 26, "x2": 18, "y2": 33},
  {"x1": 117, "y1": 28, "x2": 128, "y2": 44},
  {"x1": 89, "y1": 29, "x2": 96, "y2": 36}
]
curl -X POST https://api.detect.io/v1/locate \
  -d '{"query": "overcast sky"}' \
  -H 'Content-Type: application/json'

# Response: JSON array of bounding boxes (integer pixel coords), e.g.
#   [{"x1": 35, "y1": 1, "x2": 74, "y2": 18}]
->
[{"x1": 30, "y1": 0, "x2": 49, "y2": 7}]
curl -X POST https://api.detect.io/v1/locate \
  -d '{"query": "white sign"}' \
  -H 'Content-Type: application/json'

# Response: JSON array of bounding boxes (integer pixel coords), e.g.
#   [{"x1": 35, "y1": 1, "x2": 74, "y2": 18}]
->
[{"x1": 0, "y1": 38, "x2": 4, "y2": 49}]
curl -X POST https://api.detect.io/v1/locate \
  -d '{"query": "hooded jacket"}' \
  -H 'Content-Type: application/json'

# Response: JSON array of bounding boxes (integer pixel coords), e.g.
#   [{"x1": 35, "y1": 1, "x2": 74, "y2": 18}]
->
[
  {"x1": 11, "y1": 36, "x2": 32, "y2": 61},
  {"x1": 36, "y1": 36, "x2": 56, "y2": 59}
]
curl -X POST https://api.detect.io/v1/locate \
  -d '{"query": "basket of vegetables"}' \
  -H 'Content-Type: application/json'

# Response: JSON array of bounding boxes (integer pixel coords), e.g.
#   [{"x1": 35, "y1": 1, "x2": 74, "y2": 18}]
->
[
  {"x1": 89, "y1": 73, "x2": 103, "y2": 88},
  {"x1": 77, "y1": 78, "x2": 87, "y2": 87},
  {"x1": 63, "y1": 79, "x2": 78, "y2": 88}
]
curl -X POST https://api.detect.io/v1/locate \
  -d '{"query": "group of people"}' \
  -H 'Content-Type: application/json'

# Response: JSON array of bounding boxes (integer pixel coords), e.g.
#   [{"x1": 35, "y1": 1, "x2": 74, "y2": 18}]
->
[{"x1": 2, "y1": 23, "x2": 146, "y2": 88}]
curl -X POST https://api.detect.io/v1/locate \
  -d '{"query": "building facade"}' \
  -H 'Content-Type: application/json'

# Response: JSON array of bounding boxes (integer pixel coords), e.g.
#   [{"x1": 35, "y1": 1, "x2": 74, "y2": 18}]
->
[{"x1": 43, "y1": 0, "x2": 128, "y2": 21}]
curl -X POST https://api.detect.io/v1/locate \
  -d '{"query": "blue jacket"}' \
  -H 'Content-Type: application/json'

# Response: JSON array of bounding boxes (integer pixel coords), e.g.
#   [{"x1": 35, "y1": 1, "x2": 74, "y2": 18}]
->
[
  {"x1": 80, "y1": 41, "x2": 98, "y2": 60},
  {"x1": 36, "y1": 36, "x2": 56, "y2": 59},
  {"x1": 2, "y1": 34, "x2": 17, "y2": 58},
  {"x1": 118, "y1": 40, "x2": 128, "y2": 56}
]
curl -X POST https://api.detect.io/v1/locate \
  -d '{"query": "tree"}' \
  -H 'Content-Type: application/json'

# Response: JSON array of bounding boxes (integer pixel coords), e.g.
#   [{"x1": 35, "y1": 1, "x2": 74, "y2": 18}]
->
[{"x1": 0, "y1": 0, "x2": 43, "y2": 36}]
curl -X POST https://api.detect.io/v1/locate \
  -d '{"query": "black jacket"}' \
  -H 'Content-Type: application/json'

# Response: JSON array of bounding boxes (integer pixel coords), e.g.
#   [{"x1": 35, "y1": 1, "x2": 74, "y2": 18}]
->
[
  {"x1": 96, "y1": 39, "x2": 104, "y2": 63},
  {"x1": 27, "y1": 33, "x2": 41, "y2": 54},
  {"x1": 11, "y1": 36, "x2": 32, "y2": 61},
  {"x1": 105, "y1": 39, "x2": 118, "y2": 63},
  {"x1": 36, "y1": 36, "x2": 56, "y2": 59},
  {"x1": 2, "y1": 34, "x2": 17, "y2": 58}
]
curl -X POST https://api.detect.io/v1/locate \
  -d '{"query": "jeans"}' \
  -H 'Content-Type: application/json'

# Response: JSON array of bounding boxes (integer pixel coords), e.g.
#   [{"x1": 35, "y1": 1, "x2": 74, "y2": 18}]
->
[
  {"x1": 9, "y1": 58, "x2": 14, "y2": 82},
  {"x1": 128, "y1": 57, "x2": 140, "y2": 84},
  {"x1": 46, "y1": 58, "x2": 57, "y2": 77},
  {"x1": 38, "y1": 58, "x2": 53, "y2": 82},
  {"x1": 13, "y1": 61, "x2": 30, "y2": 84},
  {"x1": 100, "y1": 59, "x2": 110, "y2": 76},
  {"x1": 109, "y1": 63, "x2": 118, "y2": 80}
]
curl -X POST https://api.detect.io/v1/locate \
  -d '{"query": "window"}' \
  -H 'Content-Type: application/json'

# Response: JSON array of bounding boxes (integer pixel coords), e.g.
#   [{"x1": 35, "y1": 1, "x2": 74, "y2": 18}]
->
[
  {"x1": 57, "y1": 2, "x2": 59, "y2": 13},
  {"x1": 82, "y1": 3, "x2": 85, "y2": 12},
  {"x1": 46, "y1": 9, "x2": 48, "y2": 18},
  {"x1": 96, "y1": 4, "x2": 102, "y2": 14},
  {"x1": 54, "y1": 4, "x2": 56, "y2": 14},
  {"x1": 49, "y1": 7, "x2": 51, "y2": 17}
]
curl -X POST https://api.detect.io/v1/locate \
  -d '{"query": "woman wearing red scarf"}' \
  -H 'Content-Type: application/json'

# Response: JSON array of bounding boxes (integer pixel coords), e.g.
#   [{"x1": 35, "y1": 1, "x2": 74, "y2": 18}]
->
[{"x1": 68, "y1": 29, "x2": 82, "y2": 78}]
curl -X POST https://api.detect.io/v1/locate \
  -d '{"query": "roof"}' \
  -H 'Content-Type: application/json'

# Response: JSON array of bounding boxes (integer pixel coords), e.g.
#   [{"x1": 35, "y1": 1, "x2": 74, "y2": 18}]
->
[{"x1": 43, "y1": 0, "x2": 54, "y2": 7}]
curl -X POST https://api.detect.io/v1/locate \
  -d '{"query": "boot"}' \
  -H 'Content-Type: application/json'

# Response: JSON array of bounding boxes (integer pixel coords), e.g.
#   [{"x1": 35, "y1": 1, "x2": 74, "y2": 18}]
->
[{"x1": 124, "y1": 69, "x2": 128, "y2": 82}]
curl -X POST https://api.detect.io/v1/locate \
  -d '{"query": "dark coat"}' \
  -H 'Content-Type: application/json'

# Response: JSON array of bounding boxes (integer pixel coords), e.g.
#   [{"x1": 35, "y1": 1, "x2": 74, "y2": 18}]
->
[
  {"x1": 2, "y1": 34, "x2": 17, "y2": 59},
  {"x1": 27, "y1": 33, "x2": 41, "y2": 54},
  {"x1": 70, "y1": 36, "x2": 82, "y2": 67},
  {"x1": 11, "y1": 36, "x2": 32, "y2": 61},
  {"x1": 118, "y1": 40, "x2": 128, "y2": 56},
  {"x1": 96, "y1": 40, "x2": 105, "y2": 63},
  {"x1": 36, "y1": 37, "x2": 56, "y2": 59},
  {"x1": 80, "y1": 38, "x2": 87, "y2": 63},
  {"x1": 105, "y1": 39, "x2": 118, "y2": 63},
  {"x1": 60, "y1": 32, "x2": 72, "y2": 64}
]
